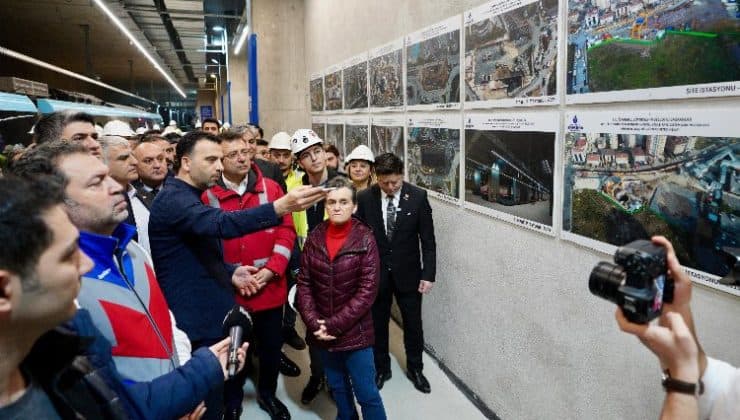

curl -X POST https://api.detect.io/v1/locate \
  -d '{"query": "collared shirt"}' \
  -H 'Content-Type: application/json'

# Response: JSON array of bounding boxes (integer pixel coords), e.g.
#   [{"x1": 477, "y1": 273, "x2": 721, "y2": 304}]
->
[
  {"x1": 128, "y1": 186, "x2": 151, "y2": 254},
  {"x1": 222, "y1": 174, "x2": 249, "y2": 196},
  {"x1": 381, "y1": 188, "x2": 402, "y2": 236}
]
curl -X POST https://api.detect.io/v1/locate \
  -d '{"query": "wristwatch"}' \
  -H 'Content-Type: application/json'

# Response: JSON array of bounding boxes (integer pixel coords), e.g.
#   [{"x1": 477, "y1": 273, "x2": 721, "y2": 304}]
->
[{"x1": 662, "y1": 370, "x2": 704, "y2": 396}]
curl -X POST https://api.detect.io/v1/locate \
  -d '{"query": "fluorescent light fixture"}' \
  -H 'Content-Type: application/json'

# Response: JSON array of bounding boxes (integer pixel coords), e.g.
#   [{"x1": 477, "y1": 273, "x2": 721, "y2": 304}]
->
[
  {"x1": 233, "y1": 25, "x2": 249, "y2": 55},
  {"x1": 0, "y1": 46, "x2": 156, "y2": 104},
  {"x1": 213, "y1": 25, "x2": 224, "y2": 32},
  {"x1": 210, "y1": 58, "x2": 219, "y2": 64},
  {"x1": 91, "y1": 0, "x2": 186, "y2": 98}
]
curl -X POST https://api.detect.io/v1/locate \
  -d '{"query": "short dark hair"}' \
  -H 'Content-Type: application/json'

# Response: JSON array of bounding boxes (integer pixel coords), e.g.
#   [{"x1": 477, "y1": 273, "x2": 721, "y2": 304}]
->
[
  {"x1": 143, "y1": 129, "x2": 163, "y2": 136},
  {"x1": 164, "y1": 132, "x2": 181, "y2": 143},
  {"x1": 374, "y1": 153, "x2": 404, "y2": 176},
  {"x1": 35, "y1": 111, "x2": 96, "y2": 145},
  {"x1": 9, "y1": 141, "x2": 89, "y2": 192},
  {"x1": 202, "y1": 118, "x2": 220, "y2": 128},
  {"x1": 174, "y1": 131, "x2": 221, "y2": 172},
  {"x1": 218, "y1": 131, "x2": 245, "y2": 143},
  {"x1": 326, "y1": 176, "x2": 356, "y2": 203},
  {"x1": 256, "y1": 139, "x2": 269, "y2": 146},
  {"x1": 0, "y1": 176, "x2": 65, "y2": 287},
  {"x1": 323, "y1": 144, "x2": 340, "y2": 157}
]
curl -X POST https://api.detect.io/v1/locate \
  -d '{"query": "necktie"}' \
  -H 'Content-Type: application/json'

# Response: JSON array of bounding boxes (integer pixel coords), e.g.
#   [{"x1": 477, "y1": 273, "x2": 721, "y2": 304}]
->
[{"x1": 386, "y1": 195, "x2": 396, "y2": 240}]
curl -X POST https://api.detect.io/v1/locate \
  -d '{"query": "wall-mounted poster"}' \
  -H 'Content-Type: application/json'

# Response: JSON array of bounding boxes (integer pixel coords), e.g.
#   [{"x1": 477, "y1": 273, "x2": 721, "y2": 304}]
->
[
  {"x1": 324, "y1": 64, "x2": 343, "y2": 111},
  {"x1": 566, "y1": 0, "x2": 740, "y2": 104},
  {"x1": 343, "y1": 115, "x2": 370, "y2": 158},
  {"x1": 562, "y1": 109, "x2": 740, "y2": 295},
  {"x1": 325, "y1": 116, "x2": 344, "y2": 152},
  {"x1": 371, "y1": 114, "x2": 406, "y2": 160},
  {"x1": 464, "y1": 112, "x2": 557, "y2": 235},
  {"x1": 407, "y1": 113, "x2": 461, "y2": 203},
  {"x1": 342, "y1": 53, "x2": 369, "y2": 112},
  {"x1": 369, "y1": 38, "x2": 404, "y2": 111},
  {"x1": 311, "y1": 115, "x2": 326, "y2": 140},
  {"x1": 464, "y1": 0, "x2": 559, "y2": 108},
  {"x1": 406, "y1": 16, "x2": 462, "y2": 111},
  {"x1": 310, "y1": 72, "x2": 324, "y2": 112}
]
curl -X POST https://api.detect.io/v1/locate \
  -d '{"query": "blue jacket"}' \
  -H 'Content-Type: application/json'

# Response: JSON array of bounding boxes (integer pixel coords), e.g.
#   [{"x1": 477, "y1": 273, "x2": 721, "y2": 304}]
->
[
  {"x1": 62, "y1": 308, "x2": 223, "y2": 419},
  {"x1": 148, "y1": 176, "x2": 280, "y2": 342}
]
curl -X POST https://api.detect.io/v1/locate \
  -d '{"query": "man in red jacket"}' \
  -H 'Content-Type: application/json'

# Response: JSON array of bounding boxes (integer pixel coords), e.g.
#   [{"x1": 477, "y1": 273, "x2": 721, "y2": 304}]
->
[{"x1": 202, "y1": 133, "x2": 296, "y2": 420}]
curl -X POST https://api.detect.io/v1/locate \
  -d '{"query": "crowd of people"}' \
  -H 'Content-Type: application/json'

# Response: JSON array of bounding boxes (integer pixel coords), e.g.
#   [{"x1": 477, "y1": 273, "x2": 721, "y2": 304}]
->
[
  {"x1": 1, "y1": 111, "x2": 736, "y2": 420},
  {"x1": 0, "y1": 111, "x2": 438, "y2": 420}
]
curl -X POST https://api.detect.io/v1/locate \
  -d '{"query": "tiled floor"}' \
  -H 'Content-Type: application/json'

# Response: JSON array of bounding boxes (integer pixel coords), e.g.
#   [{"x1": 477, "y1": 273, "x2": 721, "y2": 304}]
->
[{"x1": 239, "y1": 320, "x2": 487, "y2": 419}]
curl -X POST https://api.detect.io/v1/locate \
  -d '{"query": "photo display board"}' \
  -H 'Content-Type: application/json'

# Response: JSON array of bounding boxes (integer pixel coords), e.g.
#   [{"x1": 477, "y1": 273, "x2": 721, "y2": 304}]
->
[
  {"x1": 343, "y1": 115, "x2": 370, "y2": 158},
  {"x1": 371, "y1": 114, "x2": 406, "y2": 160},
  {"x1": 464, "y1": 112, "x2": 558, "y2": 235},
  {"x1": 324, "y1": 64, "x2": 343, "y2": 111},
  {"x1": 562, "y1": 109, "x2": 740, "y2": 295},
  {"x1": 407, "y1": 113, "x2": 462, "y2": 203},
  {"x1": 566, "y1": 0, "x2": 740, "y2": 104},
  {"x1": 325, "y1": 116, "x2": 344, "y2": 151},
  {"x1": 310, "y1": 72, "x2": 324, "y2": 112},
  {"x1": 369, "y1": 38, "x2": 405, "y2": 111},
  {"x1": 464, "y1": 0, "x2": 559, "y2": 108},
  {"x1": 311, "y1": 115, "x2": 326, "y2": 140},
  {"x1": 406, "y1": 16, "x2": 462, "y2": 110},
  {"x1": 342, "y1": 52, "x2": 369, "y2": 111}
]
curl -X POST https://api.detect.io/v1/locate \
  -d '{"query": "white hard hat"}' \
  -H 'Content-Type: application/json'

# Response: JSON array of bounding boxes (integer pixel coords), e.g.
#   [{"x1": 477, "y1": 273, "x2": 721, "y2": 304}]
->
[
  {"x1": 103, "y1": 120, "x2": 135, "y2": 137},
  {"x1": 95, "y1": 124, "x2": 104, "y2": 135},
  {"x1": 162, "y1": 126, "x2": 177, "y2": 135},
  {"x1": 223, "y1": 122, "x2": 232, "y2": 129},
  {"x1": 290, "y1": 128, "x2": 323, "y2": 156},
  {"x1": 195, "y1": 120, "x2": 202, "y2": 128},
  {"x1": 135, "y1": 127, "x2": 147, "y2": 135},
  {"x1": 152, "y1": 123, "x2": 161, "y2": 130},
  {"x1": 345, "y1": 145, "x2": 374, "y2": 163},
  {"x1": 169, "y1": 120, "x2": 177, "y2": 126},
  {"x1": 269, "y1": 131, "x2": 292, "y2": 151}
]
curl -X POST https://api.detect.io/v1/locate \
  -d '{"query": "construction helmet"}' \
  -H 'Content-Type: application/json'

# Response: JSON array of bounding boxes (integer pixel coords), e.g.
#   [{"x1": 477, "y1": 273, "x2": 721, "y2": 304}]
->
[
  {"x1": 290, "y1": 128, "x2": 323, "y2": 156},
  {"x1": 103, "y1": 120, "x2": 135, "y2": 137},
  {"x1": 345, "y1": 145, "x2": 375, "y2": 163},
  {"x1": 270, "y1": 131, "x2": 292, "y2": 150}
]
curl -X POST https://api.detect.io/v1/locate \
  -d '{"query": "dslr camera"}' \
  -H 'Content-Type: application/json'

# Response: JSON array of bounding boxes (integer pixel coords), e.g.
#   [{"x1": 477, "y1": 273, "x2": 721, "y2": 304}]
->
[{"x1": 589, "y1": 239, "x2": 674, "y2": 324}]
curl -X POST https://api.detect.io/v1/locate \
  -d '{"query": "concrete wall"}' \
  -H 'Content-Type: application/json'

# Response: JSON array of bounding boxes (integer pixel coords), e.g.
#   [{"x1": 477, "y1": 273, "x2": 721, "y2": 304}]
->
[
  {"x1": 302, "y1": 1, "x2": 740, "y2": 419},
  {"x1": 250, "y1": 0, "x2": 310, "y2": 138}
]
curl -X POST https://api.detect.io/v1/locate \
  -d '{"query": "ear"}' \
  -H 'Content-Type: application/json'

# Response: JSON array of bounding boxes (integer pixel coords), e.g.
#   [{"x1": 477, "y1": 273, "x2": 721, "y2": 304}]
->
[
  {"x1": 0, "y1": 270, "x2": 17, "y2": 316},
  {"x1": 181, "y1": 155, "x2": 191, "y2": 172}
]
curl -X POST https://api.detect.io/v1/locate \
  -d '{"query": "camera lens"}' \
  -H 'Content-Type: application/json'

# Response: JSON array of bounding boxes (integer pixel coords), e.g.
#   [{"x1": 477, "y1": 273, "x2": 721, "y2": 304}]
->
[{"x1": 589, "y1": 262, "x2": 626, "y2": 303}]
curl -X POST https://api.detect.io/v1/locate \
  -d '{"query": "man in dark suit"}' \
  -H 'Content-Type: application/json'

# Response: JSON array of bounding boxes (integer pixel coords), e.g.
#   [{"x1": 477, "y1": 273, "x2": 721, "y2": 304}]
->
[{"x1": 356, "y1": 153, "x2": 436, "y2": 394}]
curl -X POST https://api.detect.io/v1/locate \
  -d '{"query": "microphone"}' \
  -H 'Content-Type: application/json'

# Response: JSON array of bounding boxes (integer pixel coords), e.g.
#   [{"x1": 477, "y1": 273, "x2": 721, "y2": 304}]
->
[{"x1": 221, "y1": 305, "x2": 253, "y2": 378}]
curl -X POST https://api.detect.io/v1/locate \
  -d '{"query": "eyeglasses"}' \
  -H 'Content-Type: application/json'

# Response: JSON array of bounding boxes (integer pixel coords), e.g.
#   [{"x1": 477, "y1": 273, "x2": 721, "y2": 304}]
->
[{"x1": 223, "y1": 149, "x2": 250, "y2": 160}]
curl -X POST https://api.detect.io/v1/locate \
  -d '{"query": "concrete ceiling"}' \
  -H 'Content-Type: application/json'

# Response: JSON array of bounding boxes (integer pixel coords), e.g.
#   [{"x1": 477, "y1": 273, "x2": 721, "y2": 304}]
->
[{"x1": 0, "y1": 0, "x2": 245, "y2": 106}]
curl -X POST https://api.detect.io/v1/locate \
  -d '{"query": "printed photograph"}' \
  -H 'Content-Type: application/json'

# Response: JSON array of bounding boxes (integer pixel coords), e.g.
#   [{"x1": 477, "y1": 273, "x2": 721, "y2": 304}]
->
[
  {"x1": 370, "y1": 49, "x2": 403, "y2": 108},
  {"x1": 407, "y1": 126, "x2": 461, "y2": 198},
  {"x1": 407, "y1": 30, "x2": 461, "y2": 106}
]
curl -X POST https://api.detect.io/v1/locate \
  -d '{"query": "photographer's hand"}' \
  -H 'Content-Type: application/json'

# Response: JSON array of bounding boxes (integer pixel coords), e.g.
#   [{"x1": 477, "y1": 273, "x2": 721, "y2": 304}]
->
[
  {"x1": 616, "y1": 309, "x2": 699, "y2": 420},
  {"x1": 651, "y1": 236, "x2": 707, "y2": 377}
]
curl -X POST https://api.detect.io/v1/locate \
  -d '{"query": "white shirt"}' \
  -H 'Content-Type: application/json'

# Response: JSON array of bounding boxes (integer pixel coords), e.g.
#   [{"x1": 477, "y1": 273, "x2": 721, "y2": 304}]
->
[
  {"x1": 380, "y1": 189, "x2": 402, "y2": 235},
  {"x1": 222, "y1": 173, "x2": 249, "y2": 196},
  {"x1": 700, "y1": 357, "x2": 740, "y2": 420},
  {"x1": 127, "y1": 187, "x2": 151, "y2": 254}
]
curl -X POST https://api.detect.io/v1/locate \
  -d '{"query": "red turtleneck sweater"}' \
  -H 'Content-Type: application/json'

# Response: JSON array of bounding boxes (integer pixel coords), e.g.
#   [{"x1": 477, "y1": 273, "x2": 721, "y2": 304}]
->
[{"x1": 326, "y1": 219, "x2": 352, "y2": 261}]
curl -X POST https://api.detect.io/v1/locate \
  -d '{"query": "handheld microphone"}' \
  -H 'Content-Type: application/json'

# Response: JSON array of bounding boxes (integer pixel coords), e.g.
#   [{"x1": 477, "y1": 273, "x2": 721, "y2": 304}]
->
[{"x1": 222, "y1": 305, "x2": 253, "y2": 378}]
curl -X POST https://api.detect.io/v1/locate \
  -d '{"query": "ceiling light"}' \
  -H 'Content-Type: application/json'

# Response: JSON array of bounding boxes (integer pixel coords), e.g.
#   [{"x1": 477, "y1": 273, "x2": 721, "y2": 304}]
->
[
  {"x1": 91, "y1": 0, "x2": 186, "y2": 98},
  {"x1": 210, "y1": 58, "x2": 219, "y2": 64},
  {"x1": 234, "y1": 25, "x2": 249, "y2": 55},
  {"x1": 213, "y1": 25, "x2": 224, "y2": 32},
  {"x1": 0, "y1": 46, "x2": 155, "y2": 104}
]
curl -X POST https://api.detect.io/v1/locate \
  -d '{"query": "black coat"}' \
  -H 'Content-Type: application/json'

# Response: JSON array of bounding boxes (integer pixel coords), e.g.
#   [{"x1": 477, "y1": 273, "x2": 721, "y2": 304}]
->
[
  {"x1": 255, "y1": 159, "x2": 287, "y2": 193},
  {"x1": 356, "y1": 182, "x2": 436, "y2": 292}
]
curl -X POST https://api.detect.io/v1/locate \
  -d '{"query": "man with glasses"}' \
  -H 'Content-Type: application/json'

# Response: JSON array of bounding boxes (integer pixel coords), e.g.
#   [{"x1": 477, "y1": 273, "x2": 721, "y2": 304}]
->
[{"x1": 34, "y1": 111, "x2": 102, "y2": 158}]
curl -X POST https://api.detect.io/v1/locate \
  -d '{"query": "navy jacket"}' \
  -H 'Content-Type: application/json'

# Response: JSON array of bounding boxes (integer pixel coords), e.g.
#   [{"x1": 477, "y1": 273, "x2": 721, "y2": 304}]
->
[
  {"x1": 148, "y1": 176, "x2": 280, "y2": 342},
  {"x1": 27, "y1": 308, "x2": 223, "y2": 420}
]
